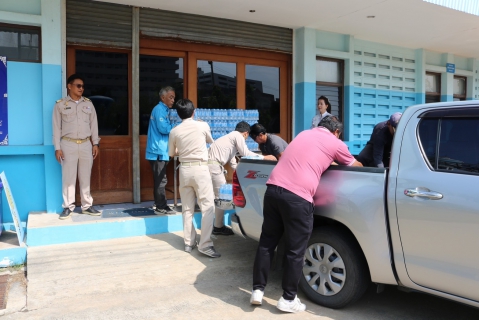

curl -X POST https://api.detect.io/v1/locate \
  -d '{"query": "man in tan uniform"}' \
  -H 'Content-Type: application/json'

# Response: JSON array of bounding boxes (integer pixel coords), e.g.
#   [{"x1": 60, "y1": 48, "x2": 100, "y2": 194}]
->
[
  {"x1": 168, "y1": 99, "x2": 220, "y2": 258},
  {"x1": 208, "y1": 121, "x2": 276, "y2": 235},
  {"x1": 52, "y1": 74, "x2": 101, "y2": 220}
]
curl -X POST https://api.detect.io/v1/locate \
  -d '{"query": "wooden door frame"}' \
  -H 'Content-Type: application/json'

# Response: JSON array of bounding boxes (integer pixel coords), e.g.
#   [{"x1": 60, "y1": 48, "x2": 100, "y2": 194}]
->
[
  {"x1": 66, "y1": 45, "x2": 134, "y2": 204},
  {"x1": 141, "y1": 38, "x2": 292, "y2": 141},
  {"x1": 138, "y1": 48, "x2": 189, "y2": 201}
]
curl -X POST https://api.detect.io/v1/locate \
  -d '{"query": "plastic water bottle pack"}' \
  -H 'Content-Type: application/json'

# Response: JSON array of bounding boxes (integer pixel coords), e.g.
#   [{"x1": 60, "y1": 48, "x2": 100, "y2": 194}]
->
[
  {"x1": 191, "y1": 108, "x2": 260, "y2": 151},
  {"x1": 219, "y1": 183, "x2": 233, "y2": 201}
]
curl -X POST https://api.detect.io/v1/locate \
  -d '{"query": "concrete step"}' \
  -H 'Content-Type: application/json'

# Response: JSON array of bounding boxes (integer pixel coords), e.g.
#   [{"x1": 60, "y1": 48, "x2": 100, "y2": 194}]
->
[
  {"x1": 26, "y1": 202, "x2": 234, "y2": 247},
  {"x1": 0, "y1": 231, "x2": 26, "y2": 267}
]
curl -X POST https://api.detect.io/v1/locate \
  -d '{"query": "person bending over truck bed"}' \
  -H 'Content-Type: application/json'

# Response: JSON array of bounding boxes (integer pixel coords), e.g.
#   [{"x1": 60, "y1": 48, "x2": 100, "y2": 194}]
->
[
  {"x1": 356, "y1": 112, "x2": 402, "y2": 168},
  {"x1": 250, "y1": 116, "x2": 362, "y2": 313},
  {"x1": 208, "y1": 121, "x2": 276, "y2": 236},
  {"x1": 250, "y1": 123, "x2": 289, "y2": 160}
]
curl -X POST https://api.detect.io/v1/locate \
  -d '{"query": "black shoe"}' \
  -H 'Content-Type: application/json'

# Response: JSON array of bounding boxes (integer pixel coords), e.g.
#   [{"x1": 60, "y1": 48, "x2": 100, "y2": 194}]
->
[
  {"x1": 156, "y1": 206, "x2": 177, "y2": 215},
  {"x1": 198, "y1": 246, "x2": 221, "y2": 258},
  {"x1": 81, "y1": 206, "x2": 101, "y2": 216},
  {"x1": 59, "y1": 208, "x2": 72, "y2": 220},
  {"x1": 212, "y1": 226, "x2": 234, "y2": 236},
  {"x1": 185, "y1": 242, "x2": 198, "y2": 253}
]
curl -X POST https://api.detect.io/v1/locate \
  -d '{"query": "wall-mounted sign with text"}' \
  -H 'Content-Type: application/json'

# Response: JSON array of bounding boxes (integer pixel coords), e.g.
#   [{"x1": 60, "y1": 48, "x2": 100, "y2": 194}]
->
[
  {"x1": 0, "y1": 56, "x2": 7, "y2": 145},
  {"x1": 446, "y1": 63, "x2": 455, "y2": 74}
]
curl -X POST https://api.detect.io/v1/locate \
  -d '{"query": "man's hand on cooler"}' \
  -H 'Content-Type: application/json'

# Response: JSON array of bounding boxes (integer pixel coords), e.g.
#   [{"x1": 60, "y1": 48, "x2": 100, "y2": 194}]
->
[{"x1": 263, "y1": 155, "x2": 277, "y2": 161}]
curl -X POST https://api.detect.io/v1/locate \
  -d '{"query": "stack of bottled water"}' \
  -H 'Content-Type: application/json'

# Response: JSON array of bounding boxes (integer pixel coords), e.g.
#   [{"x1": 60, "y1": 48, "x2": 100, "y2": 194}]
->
[
  {"x1": 219, "y1": 183, "x2": 233, "y2": 201},
  {"x1": 168, "y1": 108, "x2": 260, "y2": 151},
  {"x1": 168, "y1": 109, "x2": 181, "y2": 126}
]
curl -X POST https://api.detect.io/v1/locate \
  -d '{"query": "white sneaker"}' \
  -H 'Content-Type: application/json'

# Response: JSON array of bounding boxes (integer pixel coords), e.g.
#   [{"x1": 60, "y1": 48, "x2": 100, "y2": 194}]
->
[
  {"x1": 276, "y1": 296, "x2": 306, "y2": 313},
  {"x1": 250, "y1": 289, "x2": 264, "y2": 305}
]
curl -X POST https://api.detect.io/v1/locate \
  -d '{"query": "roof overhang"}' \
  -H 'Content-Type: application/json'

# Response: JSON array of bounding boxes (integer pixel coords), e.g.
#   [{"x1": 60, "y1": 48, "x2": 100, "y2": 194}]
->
[{"x1": 96, "y1": 0, "x2": 479, "y2": 58}]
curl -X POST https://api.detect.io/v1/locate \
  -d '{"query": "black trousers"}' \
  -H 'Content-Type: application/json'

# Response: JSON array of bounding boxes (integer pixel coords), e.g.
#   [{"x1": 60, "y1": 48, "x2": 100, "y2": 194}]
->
[
  {"x1": 252, "y1": 184, "x2": 314, "y2": 300},
  {"x1": 149, "y1": 159, "x2": 168, "y2": 209}
]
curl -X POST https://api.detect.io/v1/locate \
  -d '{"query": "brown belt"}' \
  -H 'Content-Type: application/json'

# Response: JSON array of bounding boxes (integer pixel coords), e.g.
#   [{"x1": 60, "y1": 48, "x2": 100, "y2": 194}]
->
[{"x1": 62, "y1": 136, "x2": 90, "y2": 144}]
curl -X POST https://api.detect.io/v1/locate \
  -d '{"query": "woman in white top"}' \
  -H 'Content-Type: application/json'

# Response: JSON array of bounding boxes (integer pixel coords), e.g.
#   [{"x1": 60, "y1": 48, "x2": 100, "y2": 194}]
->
[{"x1": 311, "y1": 95, "x2": 331, "y2": 129}]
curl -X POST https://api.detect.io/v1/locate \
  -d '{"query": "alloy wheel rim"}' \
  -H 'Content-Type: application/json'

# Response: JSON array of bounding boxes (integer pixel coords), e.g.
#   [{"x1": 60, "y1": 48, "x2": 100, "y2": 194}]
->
[{"x1": 303, "y1": 242, "x2": 346, "y2": 296}]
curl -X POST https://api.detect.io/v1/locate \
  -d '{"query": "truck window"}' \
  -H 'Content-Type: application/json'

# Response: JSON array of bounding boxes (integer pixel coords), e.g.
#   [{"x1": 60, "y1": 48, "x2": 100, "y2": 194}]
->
[
  {"x1": 418, "y1": 118, "x2": 439, "y2": 168},
  {"x1": 438, "y1": 118, "x2": 479, "y2": 174}
]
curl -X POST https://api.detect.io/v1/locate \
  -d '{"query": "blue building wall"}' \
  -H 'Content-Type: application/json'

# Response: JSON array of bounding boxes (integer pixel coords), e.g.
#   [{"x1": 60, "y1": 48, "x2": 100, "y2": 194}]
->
[
  {"x1": 293, "y1": 28, "x2": 479, "y2": 154},
  {"x1": 0, "y1": 0, "x2": 63, "y2": 228},
  {"x1": 1, "y1": 2, "x2": 479, "y2": 229}
]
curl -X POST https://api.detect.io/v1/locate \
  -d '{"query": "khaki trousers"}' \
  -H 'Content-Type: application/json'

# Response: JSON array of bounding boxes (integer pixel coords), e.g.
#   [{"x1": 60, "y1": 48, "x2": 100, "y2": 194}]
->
[
  {"x1": 208, "y1": 164, "x2": 226, "y2": 228},
  {"x1": 60, "y1": 139, "x2": 93, "y2": 211},
  {"x1": 179, "y1": 165, "x2": 215, "y2": 249}
]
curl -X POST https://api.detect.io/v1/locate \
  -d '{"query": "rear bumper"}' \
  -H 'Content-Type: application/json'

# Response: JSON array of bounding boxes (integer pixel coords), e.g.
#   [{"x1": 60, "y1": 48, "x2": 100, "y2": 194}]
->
[{"x1": 231, "y1": 214, "x2": 247, "y2": 239}]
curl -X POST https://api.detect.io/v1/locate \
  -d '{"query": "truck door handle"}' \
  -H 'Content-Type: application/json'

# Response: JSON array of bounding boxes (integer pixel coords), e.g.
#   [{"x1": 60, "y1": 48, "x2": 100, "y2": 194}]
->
[{"x1": 404, "y1": 188, "x2": 443, "y2": 200}]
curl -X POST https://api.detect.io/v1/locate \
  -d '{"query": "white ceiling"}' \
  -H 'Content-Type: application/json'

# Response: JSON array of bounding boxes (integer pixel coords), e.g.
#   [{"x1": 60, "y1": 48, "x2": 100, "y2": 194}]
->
[{"x1": 98, "y1": 0, "x2": 479, "y2": 58}]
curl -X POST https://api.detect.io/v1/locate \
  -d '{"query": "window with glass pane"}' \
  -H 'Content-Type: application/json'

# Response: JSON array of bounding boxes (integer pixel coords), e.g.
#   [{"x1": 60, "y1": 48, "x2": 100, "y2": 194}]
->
[
  {"x1": 197, "y1": 60, "x2": 236, "y2": 109},
  {"x1": 139, "y1": 55, "x2": 183, "y2": 135},
  {"x1": 315, "y1": 58, "x2": 344, "y2": 123},
  {"x1": 453, "y1": 76, "x2": 466, "y2": 101},
  {"x1": 425, "y1": 72, "x2": 440, "y2": 103},
  {"x1": 0, "y1": 24, "x2": 40, "y2": 62},
  {"x1": 316, "y1": 60, "x2": 341, "y2": 83},
  {"x1": 438, "y1": 118, "x2": 479, "y2": 174},
  {"x1": 418, "y1": 118, "x2": 438, "y2": 167},
  {"x1": 76, "y1": 50, "x2": 129, "y2": 135},
  {"x1": 245, "y1": 65, "x2": 280, "y2": 133}
]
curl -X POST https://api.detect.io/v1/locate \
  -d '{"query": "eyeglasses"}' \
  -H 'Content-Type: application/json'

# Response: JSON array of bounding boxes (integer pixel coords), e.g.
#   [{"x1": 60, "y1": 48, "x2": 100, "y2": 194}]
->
[{"x1": 72, "y1": 84, "x2": 84, "y2": 89}]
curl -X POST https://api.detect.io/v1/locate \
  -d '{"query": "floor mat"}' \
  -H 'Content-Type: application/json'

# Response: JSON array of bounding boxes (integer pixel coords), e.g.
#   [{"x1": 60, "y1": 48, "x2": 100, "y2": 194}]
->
[{"x1": 101, "y1": 208, "x2": 157, "y2": 218}]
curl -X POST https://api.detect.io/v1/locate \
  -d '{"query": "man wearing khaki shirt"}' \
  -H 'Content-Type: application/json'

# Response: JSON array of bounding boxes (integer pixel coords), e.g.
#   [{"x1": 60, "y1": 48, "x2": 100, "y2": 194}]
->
[
  {"x1": 208, "y1": 121, "x2": 276, "y2": 235},
  {"x1": 52, "y1": 74, "x2": 101, "y2": 220},
  {"x1": 168, "y1": 99, "x2": 220, "y2": 258}
]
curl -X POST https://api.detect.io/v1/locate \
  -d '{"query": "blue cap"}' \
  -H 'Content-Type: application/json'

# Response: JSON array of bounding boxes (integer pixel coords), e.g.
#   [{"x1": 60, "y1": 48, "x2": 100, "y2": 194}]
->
[{"x1": 389, "y1": 112, "x2": 402, "y2": 128}]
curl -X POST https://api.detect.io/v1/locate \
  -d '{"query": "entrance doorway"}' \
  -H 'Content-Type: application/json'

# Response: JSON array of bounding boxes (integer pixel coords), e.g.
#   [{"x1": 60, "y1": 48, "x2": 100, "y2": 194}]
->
[
  {"x1": 67, "y1": 46, "x2": 133, "y2": 204},
  {"x1": 67, "y1": 40, "x2": 291, "y2": 205},
  {"x1": 138, "y1": 39, "x2": 291, "y2": 202}
]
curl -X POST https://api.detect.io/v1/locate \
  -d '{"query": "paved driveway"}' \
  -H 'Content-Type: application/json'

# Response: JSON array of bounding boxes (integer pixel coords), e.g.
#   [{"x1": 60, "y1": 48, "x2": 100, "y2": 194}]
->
[{"x1": 6, "y1": 232, "x2": 479, "y2": 319}]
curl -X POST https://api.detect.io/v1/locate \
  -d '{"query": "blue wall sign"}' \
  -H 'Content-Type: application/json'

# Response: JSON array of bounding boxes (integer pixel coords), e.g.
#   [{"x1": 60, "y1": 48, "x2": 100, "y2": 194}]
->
[
  {"x1": 446, "y1": 63, "x2": 455, "y2": 74},
  {"x1": 0, "y1": 56, "x2": 7, "y2": 145}
]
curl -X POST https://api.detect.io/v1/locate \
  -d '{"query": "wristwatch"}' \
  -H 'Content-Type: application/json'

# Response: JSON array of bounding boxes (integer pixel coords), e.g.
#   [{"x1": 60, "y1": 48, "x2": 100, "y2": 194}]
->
[{"x1": 94, "y1": 144, "x2": 100, "y2": 148}]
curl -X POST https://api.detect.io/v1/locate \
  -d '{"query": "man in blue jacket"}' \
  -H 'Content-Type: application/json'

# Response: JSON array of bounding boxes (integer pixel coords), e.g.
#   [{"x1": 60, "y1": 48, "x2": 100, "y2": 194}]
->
[{"x1": 146, "y1": 86, "x2": 176, "y2": 214}]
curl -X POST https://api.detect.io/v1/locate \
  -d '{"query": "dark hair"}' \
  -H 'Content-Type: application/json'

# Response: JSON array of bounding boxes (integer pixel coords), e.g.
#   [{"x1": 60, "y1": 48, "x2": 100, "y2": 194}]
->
[
  {"x1": 319, "y1": 116, "x2": 343, "y2": 134},
  {"x1": 67, "y1": 74, "x2": 84, "y2": 85},
  {"x1": 249, "y1": 123, "x2": 266, "y2": 140},
  {"x1": 175, "y1": 99, "x2": 195, "y2": 119},
  {"x1": 318, "y1": 95, "x2": 332, "y2": 113},
  {"x1": 235, "y1": 121, "x2": 251, "y2": 133}
]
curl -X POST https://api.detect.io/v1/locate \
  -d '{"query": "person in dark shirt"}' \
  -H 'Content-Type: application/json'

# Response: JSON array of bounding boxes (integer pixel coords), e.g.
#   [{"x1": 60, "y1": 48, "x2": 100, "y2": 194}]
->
[
  {"x1": 356, "y1": 112, "x2": 402, "y2": 168},
  {"x1": 250, "y1": 123, "x2": 288, "y2": 160}
]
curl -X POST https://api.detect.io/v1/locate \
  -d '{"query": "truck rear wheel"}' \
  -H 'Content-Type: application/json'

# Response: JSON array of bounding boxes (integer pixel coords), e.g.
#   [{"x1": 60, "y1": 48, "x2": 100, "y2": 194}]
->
[{"x1": 299, "y1": 226, "x2": 370, "y2": 309}]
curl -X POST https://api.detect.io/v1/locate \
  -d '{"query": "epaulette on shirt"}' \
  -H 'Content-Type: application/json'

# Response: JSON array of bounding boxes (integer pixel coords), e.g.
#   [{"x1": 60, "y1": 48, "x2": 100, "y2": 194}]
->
[
  {"x1": 56, "y1": 99, "x2": 62, "y2": 103},
  {"x1": 83, "y1": 97, "x2": 91, "y2": 102}
]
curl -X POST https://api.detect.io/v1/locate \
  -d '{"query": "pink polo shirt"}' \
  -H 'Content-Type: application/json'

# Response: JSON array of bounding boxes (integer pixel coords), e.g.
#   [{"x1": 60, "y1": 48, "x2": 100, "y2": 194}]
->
[{"x1": 267, "y1": 127, "x2": 356, "y2": 203}]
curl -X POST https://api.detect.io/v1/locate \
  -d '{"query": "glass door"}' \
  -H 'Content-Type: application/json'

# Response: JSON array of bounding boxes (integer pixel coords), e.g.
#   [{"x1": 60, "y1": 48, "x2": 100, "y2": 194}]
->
[
  {"x1": 138, "y1": 51, "x2": 185, "y2": 201},
  {"x1": 67, "y1": 46, "x2": 133, "y2": 205}
]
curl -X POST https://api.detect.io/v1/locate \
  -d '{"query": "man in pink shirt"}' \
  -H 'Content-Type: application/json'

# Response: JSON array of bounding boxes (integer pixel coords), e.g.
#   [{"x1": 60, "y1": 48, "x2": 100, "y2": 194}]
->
[{"x1": 250, "y1": 116, "x2": 362, "y2": 313}]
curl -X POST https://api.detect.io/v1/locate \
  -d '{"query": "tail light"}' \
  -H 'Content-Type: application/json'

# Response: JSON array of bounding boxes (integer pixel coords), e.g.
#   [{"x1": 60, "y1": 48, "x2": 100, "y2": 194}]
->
[{"x1": 233, "y1": 171, "x2": 246, "y2": 208}]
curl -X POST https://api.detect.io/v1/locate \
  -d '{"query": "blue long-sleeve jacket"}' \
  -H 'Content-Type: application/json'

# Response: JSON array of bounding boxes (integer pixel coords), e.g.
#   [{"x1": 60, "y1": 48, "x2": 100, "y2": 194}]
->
[{"x1": 145, "y1": 102, "x2": 173, "y2": 161}]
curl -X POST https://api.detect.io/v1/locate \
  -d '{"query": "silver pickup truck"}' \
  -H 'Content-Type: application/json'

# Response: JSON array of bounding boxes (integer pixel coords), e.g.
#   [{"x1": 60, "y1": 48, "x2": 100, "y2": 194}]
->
[{"x1": 229, "y1": 101, "x2": 479, "y2": 309}]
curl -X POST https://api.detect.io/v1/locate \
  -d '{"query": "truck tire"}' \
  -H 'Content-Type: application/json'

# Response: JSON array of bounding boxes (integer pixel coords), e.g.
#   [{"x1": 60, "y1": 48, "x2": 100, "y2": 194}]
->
[{"x1": 299, "y1": 226, "x2": 370, "y2": 309}]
